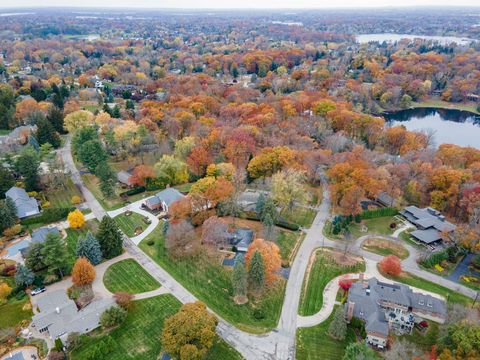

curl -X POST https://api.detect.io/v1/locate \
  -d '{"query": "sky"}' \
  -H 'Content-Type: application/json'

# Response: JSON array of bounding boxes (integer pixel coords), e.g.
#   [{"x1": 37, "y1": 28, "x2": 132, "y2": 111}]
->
[{"x1": 2, "y1": 0, "x2": 480, "y2": 9}]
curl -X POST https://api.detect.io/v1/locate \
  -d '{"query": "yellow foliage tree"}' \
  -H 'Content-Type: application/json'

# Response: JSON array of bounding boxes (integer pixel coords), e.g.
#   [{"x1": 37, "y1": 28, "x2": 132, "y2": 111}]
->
[
  {"x1": 63, "y1": 110, "x2": 95, "y2": 133},
  {"x1": 0, "y1": 282, "x2": 12, "y2": 303},
  {"x1": 71, "y1": 257, "x2": 96, "y2": 286},
  {"x1": 68, "y1": 209, "x2": 85, "y2": 229}
]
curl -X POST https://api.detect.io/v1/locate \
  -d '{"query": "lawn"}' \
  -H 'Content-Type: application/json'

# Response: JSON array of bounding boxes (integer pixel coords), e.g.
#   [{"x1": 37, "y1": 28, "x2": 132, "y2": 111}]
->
[
  {"x1": 398, "y1": 321, "x2": 440, "y2": 351},
  {"x1": 361, "y1": 238, "x2": 409, "y2": 259},
  {"x1": 0, "y1": 129, "x2": 10, "y2": 135},
  {"x1": 70, "y1": 294, "x2": 242, "y2": 360},
  {"x1": 65, "y1": 220, "x2": 99, "y2": 266},
  {"x1": 114, "y1": 212, "x2": 148, "y2": 237},
  {"x1": 103, "y1": 259, "x2": 160, "y2": 294},
  {"x1": 350, "y1": 216, "x2": 399, "y2": 239},
  {"x1": 298, "y1": 249, "x2": 365, "y2": 316},
  {"x1": 296, "y1": 305, "x2": 357, "y2": 360},
  {"x1": 280, "y1": 206, "x2": 316, "y2": 228},
  {"x1": 277, "y1": 231, "x2": 303, "y2": 266},
  {"x1": 139, "y1": 222, "x2": 286, "y2": 333},
  {"x1": 45, "y1": 178, "x2": 83, "y2": 208},
  {"x1": 411, "y1": 99, "x2": 480, "y2": 115},
  {"x1": 173, "y1": 182, "x2": 194, "y2": 193},
  {"x1": 0, "y1": 296, "x2": 33, "y2": 329}
]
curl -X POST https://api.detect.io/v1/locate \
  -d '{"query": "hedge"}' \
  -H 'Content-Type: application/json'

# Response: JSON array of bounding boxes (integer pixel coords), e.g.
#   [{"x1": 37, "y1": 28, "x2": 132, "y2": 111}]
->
[
  {"x1": 360, "y1": 207, "x2": 398, "y2": 219},
  {"x1": 21, "y1": 207, "x2": 74, "y2": 225},
  {"x1": 242, "y1": 213, "x2": 299, "y2": 231},
  {"x1": 119, "y1": 186, "x2": 145, "y2": 197}
]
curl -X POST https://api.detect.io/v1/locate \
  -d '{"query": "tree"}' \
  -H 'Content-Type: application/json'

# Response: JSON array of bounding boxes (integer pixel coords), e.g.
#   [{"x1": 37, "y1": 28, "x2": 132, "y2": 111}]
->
[
  {"x1": 42, "y1": 232, "x2": 70, "y2": 278},
  {"x1": 15, "y1": 98, "x2": 40, "y2": 125},
  {"x1": 97, "y1": 216, "x2": 123, "y2": 259},
  {"x1": 72, "y1": 257, "x2": 96, "y2": 286},
  {"x1": 0, "y1": 84, "x2": 15, "y2": 129},
  {"x1": 190, "y1": 176, "x2": 234, "y2": 208},
  {"x1": 271, "y1": 169, "x2": 307, "y2": 211},
  {"x1": 201, "y1": 216, "x2": 227, "y2": 247},
  {"x1": 438, "y1": 322, "x2": 480, "y2": 358},
  {"x1": 342, "y1": 342, "x2": 377, "y2": 360},
  {"x1": 64, "y1": 110, "x2": 95, "y2": 133},
  {"x1": 173, "y1": 136, "x2": 196, "y2": 159},
  {"x1": 379, "y1": 255, "x2": 402, "y2": 276},
  {"x1": 114, "y1": 292, "x2": 134, "y2": 310},
  {"x1": 72, "y1": 127, "x2": 97, "y2": 155},
  {"x1": 338, "y1": 278, "x2": 353, "y2": 294},
  {"x1": 14, "y1": 264, "x2": 35, "y2": 289},
  {"x1": 68, "y1": 209, "x2": 85, "y2": 229},
  {"x1": 247, "y1": 146, "x2": 297, "y2": 179},
  {"x1": 169, "y1": 197, "x2": 193, "y2": 221},
  {"x1": 385, "y1": 339, "x2": 422, "y2": 360},
  {"x1": 162, "y1": 301, "x2": 218, "y2": 360},
  {"x1": 0, "y1": 164, "x2": 14, "y2": 198},
  {"x1": 130, "y1": 165, "x2": 155, "y2": 187},
  {"x1": 0, "y1": 198, "x2": 18, "y2": 233},
  {"x1": 262, "y1": 212, "x2": 276, "y2": 241},
  {"x1": 232, "y1": 260, "x2": 248, "y2": 302},
  {"x1": 95, "y1": 162, "x2": 116, "y2": 198},
  {"x1": 247, "y1": 250, "x2": 265, "y2": 292},
  {"x1": 100, "y1": 306, "x2": 127, "y2": 328},
  {"x1": 76, "y1": 231, "x2": 102, "y2": 265},
  {"x1": 0, "y1": 283, "x2": 12, "y2": 303},
  {"x1": 47, "y1": 106, "x2": 65, "y2": 134},
  {"x1": 328, "y1": 307, "x2": 347, "y2": 340},
  {"x1": 77, "y1": 139, "x2": 108, "y2": 173},
  {"x1": 166, "y1": 220, "x2": 198, "y2": 258},
  {"x1": 25, "y1": 242, "x2": 46, "y2": 272},
  {"x1": 36, "y1": 116, "x2": 61, "y2": 148},
  {"x1": 154, "y1": 155, "x2": 189, "y2": 186},
  {"x1": 15, "y1": 146, "x2": 40, "y2": 190},
  {"x1": 186, "y1": 147, "x2": 212, "y2": 177},
  {"x1": 245, "y1": 239, "x2": 281, "y2": 286}
]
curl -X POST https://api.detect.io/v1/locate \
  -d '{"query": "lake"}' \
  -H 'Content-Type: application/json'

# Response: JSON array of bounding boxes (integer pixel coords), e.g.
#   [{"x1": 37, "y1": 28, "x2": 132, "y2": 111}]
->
[
  {"x1": 384, "y1": 107, "x2": 480, "y2": 148},
  {"x1": 356, "y1": 33, "x2": 477, "y2": 46}
]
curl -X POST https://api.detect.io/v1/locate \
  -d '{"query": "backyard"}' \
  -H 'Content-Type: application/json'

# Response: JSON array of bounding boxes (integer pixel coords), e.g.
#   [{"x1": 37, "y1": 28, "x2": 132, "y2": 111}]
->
[
  {"x1": 350, "y1": 216, "x2": 399, "y2": 239},
  {"x1": 114, "y1": 212, "x2": 148, "y2": 237},
  {"x1": 139, "y1": 223, "x2": 286, "y2": 333},
  {"x1": 361, "y1": 238, "x2": 409, "y2": 259},
  {"x1": 65, "y1": 220, "x2": 99, "y2": 265},
  {"x1": 103, "y1": 258, "x2": 160, "y2": 294},
  {"x1": 298, "y1": 249, "x2": 365, "y2": 316},
  {"x1": 70, "y1": 294, "x2": 242, "y2": 360},
  {"x1": 280, "y1": 206, "x2": 316, "y2": 228}
]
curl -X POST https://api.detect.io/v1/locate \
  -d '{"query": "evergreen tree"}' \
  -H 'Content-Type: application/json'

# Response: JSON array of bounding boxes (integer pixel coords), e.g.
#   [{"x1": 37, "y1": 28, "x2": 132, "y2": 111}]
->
[
  {"x1": 261, "y1": 196, "x2": 277, "y2": 223},
  {"x1": 0, "y1": 198, "x2": 18, "y2": 232},
  {"x1": 342, "y1": 342, "x2": 377, "y2": 360},
  {"x1": 71, "y1": 126, "x2": 97, "y2": 154},
  {"x1": 328, "y1": 307, "x2": 347, "y2": 340},
  {"x1": 95, "y1": 161, "x2": 116, "y2": 198},
  {"x1": 76, "y1": 231, "x2": 102, "y2": 265},
  {"x1": 0, "y1": 84, "x2": 15, "y2": 130},
  {"x1": 112, "y1": 105, "x2": 121, "y2": 118},
  {"x1": 15, "y1": 146, "x2": 40, "y2": 190},
  {"x1": 0, "y1": 164, "x2": 14, "y2": 198},
  {"x1": 47, "y1": 106, "x2": 65, "y2": 134},
  {"x1": 97, "y1": 216, "x2": 123, "y2": 259},
  {"x1": 255, "y1": 193, "x2": 265, "y2": 215},
  {"x1": 77, "y1": 139, "x2": 108, "y2": 172},
  {"x1": 25, "y1": 242, "x2": 46, "y2": 272},
  {"x1": 28, "y1": 134, "x2": 39, "y2": 152},
  {"x1": 232, "y1": 260, "x2": 247, "y2": 299},
  {"x1": 14, "y1": 264, "x2": 35, "y2": 289},
  {"x1": 262, "y1": 212, "x2": 275, "y2": 240},
  {"x1": 36, "y1": 116, "x2": 61, "y2": 148},
  {"x1": 248, "y1": 250, "x2": 265, "y2": 291},
  {"x1": 41, "y1": 232, "x2": 70, "y2": 278}
]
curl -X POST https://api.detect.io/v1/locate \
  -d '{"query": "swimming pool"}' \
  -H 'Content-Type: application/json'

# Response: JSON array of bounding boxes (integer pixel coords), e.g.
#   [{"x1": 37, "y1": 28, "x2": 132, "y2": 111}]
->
[{"x1": 6, "y1": 239, "x2": 31, "y2": 257}]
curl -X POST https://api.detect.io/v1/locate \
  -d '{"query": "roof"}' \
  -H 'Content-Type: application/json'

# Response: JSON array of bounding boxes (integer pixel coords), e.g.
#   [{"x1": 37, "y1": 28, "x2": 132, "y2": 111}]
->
[
  {"x1": 145, "y1": 196, "x2": 162, "y2": 206},
  {"x1": 227, "y1": 228, "x2": 254, "y2": 252},
  {"x1": 3, "y1": 353, "x2": 25, "y2": 360},
  {"x1": 5, "y1": 187, "x2": 40, "y2": 218},
  {"x1": 377, "y1": 192, "x2": 397, "y2": 207},
  {"x1": 411, "y1": 229, "x2": 443, "y2": 244},
  {"x1": 237, "y1": 189, "x2": 269, "y2": 212},
  {"x1": 31, "y1": 227, "x2": 60, "y2": 244},
  {"x1": 155, "y1": 188, "x2": 185, "y2": 207},
  {"x1": 117, "y1": 170, "x2": 133, "y2": 185}
]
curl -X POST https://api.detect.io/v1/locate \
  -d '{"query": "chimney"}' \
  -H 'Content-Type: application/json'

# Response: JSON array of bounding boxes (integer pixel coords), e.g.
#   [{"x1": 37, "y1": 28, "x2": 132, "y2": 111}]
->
[
  {"x1": 55, "y1": 307, "x2": 60, "y2": 314},
  {"x1": 346, "y1": 301, "x2": 355, "y2": 322}
]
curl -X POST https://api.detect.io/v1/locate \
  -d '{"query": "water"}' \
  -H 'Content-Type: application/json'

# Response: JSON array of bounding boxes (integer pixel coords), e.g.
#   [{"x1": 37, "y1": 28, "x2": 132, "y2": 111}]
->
[
  {"x1": 384, "y1": 107, "x2": 480, "y2": 148},
  {"x1": 356, "y1": 33, "x2": 477, "y2": 46}
]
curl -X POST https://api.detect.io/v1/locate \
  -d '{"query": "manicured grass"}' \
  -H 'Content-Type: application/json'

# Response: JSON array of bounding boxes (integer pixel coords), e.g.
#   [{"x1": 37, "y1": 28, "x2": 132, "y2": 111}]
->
[
  {"x1": 280, "y1": 206, "x2": 316, "y2": 228},
  {"x1": 114, "y1": 212, "x2": 148, "y2": 237},
  {"x1": 82, "y1": 174, "x2": 124, "y2": 210},
  {"x1": 103, "y1": 259, "x2": 160, "y2": 294},
  {"x1": 45, "y1": 178, "x2": 83, "y2": 208},
  {"x1": 139, "y1": 222, "x2": 286, "y2": 333},
  {"x1": 70, "y1": 294, "x2": 242, "y2": 360},
  {"x1": 0, "y1": 129, "x2": 10, "y2": 135},
  {"x1": 298, "y1": 250, "x2": 365, "y2": 316},
  {"x1": 411, "y1": 99, "x2": 480, "y2": 115},
  {"x1": 65, "y1": 220, "x2": 99, "y2": 266},
  {"x1": 362, "y1": 238, "x2": 409, "y2": 259},
  {"x1": 276, "y1": 230, "x2": 302, "y2": 265},
  {"x1": 296, "y1": 305, "x2": 357, "y2": 360},
  {"x1": 173, "y1": 182, "x2": 194, "y2": 193},
  {"x1": 0, "y1": 297, "x2": 33, "y2": 329},
  {"x1": 350, "y1": 216, "x2": 398, "y2": 239}
]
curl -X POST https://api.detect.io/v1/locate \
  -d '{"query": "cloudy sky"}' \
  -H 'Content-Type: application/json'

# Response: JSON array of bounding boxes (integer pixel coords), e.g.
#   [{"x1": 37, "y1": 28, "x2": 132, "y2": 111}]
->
[{"x1": 2, "y1": 0, "x2": 480, "y2": 9}]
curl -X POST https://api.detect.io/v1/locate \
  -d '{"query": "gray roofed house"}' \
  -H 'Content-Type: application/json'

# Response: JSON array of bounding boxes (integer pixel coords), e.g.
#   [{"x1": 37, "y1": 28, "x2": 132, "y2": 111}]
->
[
  {"x1": 399, "y1": 206, "x2": 456, "y2": 244},
  {"x1": 31, "y1": 289, "x2": 115, "y2": 342},
  {"x1": 346, "y1": 277, "x2": 447, "y2": 349},
  {"x1": 376, "y1": 192, "x2": 398, "y2": 207},
  {"x1": 227, "y1": 228, "x2": 254, "y2": 253},
  {"x1": 143, "y1": 187, "x2": 185, "y2": 213},
  {"x1": 237, "y1": 189, "x2": 270, "y2": 213},
  {"x1": 31, "y1": 227, "x2": 61, "y2": 244},
  {"x1": 117, "y1": 170, "x2": 133, "y2": 187},
  {"x1": 5, "y1": 187, "x2": 40, "y2": 219}
]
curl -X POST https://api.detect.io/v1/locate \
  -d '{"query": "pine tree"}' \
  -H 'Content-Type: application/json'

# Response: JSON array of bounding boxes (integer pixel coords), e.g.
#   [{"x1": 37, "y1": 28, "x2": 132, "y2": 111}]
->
[
  {"x1": 28, "y1": 135, "x2": 39, "y2": 152},
  {"x1": 76, "y1": 231, "x2": 102, "y2": 265},
  {"x1": 262, "y1": 212, "x2": 275, "y2": 240},
  {"x1": 14, "y1": 264, "x2": 35, "y2": 289},
  {"x1": 36, "y1": 116, "x2": 61, "y2": 148},
  {"x1": 232, "y1": 260, "x2": 247, "y2": 299},
  {"x1": 47, "y1": 106, "x2": 65, "y2": 134},
  {"x1": 41, "y1": 232, "x2": 70, "y2": 278},
  {"x1": 25, "y1": 242, "x2": 46, "y2": 272},
  {"x1": 15, "y1": 146, "x2": 40, "y2": 191},
  {"x1": 255, "y1": 193, "x2": 265, "y2": 215},
  {"x1": 95, "y1": 161, "x2": 116, "y2": 198},
  {"x1": 248, "y1": 250, "x2": 265, "y2": 291},
  {"x1": 328, "y1": 307, "x2": 347, "y2": 340},
  {"x1": 0, "y1": 164, "x2": 14, "y2": 198},
  {"x1": 0, "y1": 198, "x2": 18, "y2": 232},
  {"x1": 97, "y1": 216, "x2": 123, "y2": 259}
]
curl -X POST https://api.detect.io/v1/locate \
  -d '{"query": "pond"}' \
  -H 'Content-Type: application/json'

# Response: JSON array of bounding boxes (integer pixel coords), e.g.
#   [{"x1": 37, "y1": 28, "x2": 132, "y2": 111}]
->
[
  {"x1": 356, "y1": 33, "x2": 477, "y2": 45},
  {"x1": 384, "y1": 107, "x2": 480, "y2": 148}
]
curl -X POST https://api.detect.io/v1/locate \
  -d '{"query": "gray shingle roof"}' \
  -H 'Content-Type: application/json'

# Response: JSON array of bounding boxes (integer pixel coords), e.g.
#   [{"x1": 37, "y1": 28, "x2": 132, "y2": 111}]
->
[
  {"x1": 155, "y1": 188, "x2": 185, "y2": 207},
  {"x1": 5, "y1": 187, "x2": 40, "y2": 218},
  {"x1": 117, "y1": 170, "x2": 132, "y2": 185},
  {"x1": 31, "y1": 227, "x2": 60, "y2": 244},
  {"x1": 227, "y1": 228, "x2": 254, "y2": 252}
]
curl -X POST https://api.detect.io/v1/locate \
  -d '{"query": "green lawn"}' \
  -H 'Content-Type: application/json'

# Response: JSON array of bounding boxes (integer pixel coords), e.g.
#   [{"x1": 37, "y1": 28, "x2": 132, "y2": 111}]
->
[
  {"x1": 70, "y1": 294, "x2": 242, "y2": 360},
  {"x1": 0, "y1": 297, "x2": 33, "y2": 329},
  {"x1": 0, "y1": 129, "x2": 10, "y2": 135},
  {"x1": 280, "y1": 206, "x2": 316, "y2": 228},
  {"x1": 350, "y1": 216, "x2": 398, "y2": 239},
  {"x1": 114, "y1": 212, "x2": 148, "y2": 237},
  {"x1": 65, "y1": 220, "x2": 99, "y2": 266},
  {"x1": 361, "y1": 238, "x2": 409, "y2": 260},
  {"x1": 103, "y1": 259, "x2": 160, "y2": 294},
  {"x1": 299, "y1": 250, "x2": 365, "y2": 316},
  {"x1": 277, "y1": 231, "x2": 302, "y2": 266},
  {"x1": 174, "y1": 182, "x2": 194, "y2": 193},
  {"x1": 45, "y1": 177, "x2": 83, "y2": 208},
  {"x1": 296, "y1": 305, "x2": 357, "y2": 360},
  {"x1": 411, "y1": 99, "x2": 480, "y2": 115},
  {"x1": 139, "y1": 222, "x2": 286, "y2": 333}
]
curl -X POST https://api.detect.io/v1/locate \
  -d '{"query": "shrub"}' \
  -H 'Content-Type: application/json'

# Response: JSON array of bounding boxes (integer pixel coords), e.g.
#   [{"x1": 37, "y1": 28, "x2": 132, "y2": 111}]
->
[
  {"x1": 71, "y1": 195, "x2": 82, "y2": 205},
  {"x1": 119, "y1": 186, "x2": 145, "y2": 197},
  {"x1": 472, "y1": 255, "x2": 480, "y2": 270},
  {"x1": 146, "y1": 238, "x2": 155, "y2": 246},
  {"x1": 379, "y1": 255, "x2": 402, "y2": 276},
  {"x1": 253, "y1": 308, "x2": 265, "y2": 320},
  {"x1": 360, "y1": 207, "x2": 398, "y2": 219},
  {"x1": 41, "y1": 201, "x2": 51, "y2": 209},
  {"x1": 68, "y1": 209, "x2": 85, "y2": 229},
  {"x1": 54, "y1": 338, "x2": 63, "y2": 352},
  {"x1": 114, "y1": 292, "x2": 134, "y2": 310},
  {"x1": 21, "y1": 207, "x2": 74, "y2": 225},
  {"x1": 100, "y1": 306, "x2": 127, "y2": 328},
  {"x1": 3, "y1": 224, "x2": 22, "y2": 238},
  {"x1": 421, "y1": 251, "x2": 448, "y2": 268}
]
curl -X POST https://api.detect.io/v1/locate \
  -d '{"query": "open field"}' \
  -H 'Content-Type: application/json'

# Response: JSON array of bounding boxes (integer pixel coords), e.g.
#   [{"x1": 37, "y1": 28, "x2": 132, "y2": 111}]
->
[
  {"x1": 362, "y1": 238, "x2": 409, "y2": 259},
  {"x1": 103, "y1": 258, "x2": 160, "y2": 294},
  {"x1": 280, "y1": 206, "x2": 316, "y2": 228},
  {"x1": 114, "y1": 212, "x2": 148, "y2": 237}
]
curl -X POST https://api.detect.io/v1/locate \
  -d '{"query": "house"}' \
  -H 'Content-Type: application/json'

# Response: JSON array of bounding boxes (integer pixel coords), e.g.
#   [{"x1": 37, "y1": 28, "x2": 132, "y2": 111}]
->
[
  {"x1": 5, "y1": 187, "x2": 40, "y2": 219},
  {"x1": 236, "y1": 189, "x2": 270, "y2": 213},
  {"x1": 376, "y1": 192, "x2": 398, "y2": 208},
  {"x1": 117, "y1": 170, "x2": 134, "y2": 187},
  {"x1": 144, "y1": 188, "x2": 185, "y2": 212},
  {"x1": 346, "y1": 277, "x2": 447, "y2": 349},
  {"x1": 227, "y1": 228, "x2": 254, "y2": 253},
  {"x1": 399, "y1": 206, "x2": 456, "y2": 245},
  {"x1": 31, "y1": 289, "x2": 115, "y2": 342},
  {"x1": 31, "y1": 227, "x2": 61, "y2": 244},
  {"x1": 0, "y1": 125, "x2": 36, "y2": 152}
]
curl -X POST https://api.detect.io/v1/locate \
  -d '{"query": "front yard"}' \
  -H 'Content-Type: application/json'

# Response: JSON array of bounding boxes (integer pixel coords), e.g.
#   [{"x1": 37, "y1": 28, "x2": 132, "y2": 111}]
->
[
  {"x1": 350, "y1": 216, "x2": 399, "y2": 239},
  {"x1": 65, "y1": 220, "x2": 99, "y2": 267},
  {"x1": 139, "y1": 223, "x2": 286, "y2": 334},
  {"x1": 45, "y1": 177, "x2": 83, "y2": 208},
  {"x1": 279, "y1": 206, "x2": 316, "y2": 228},
  {"x1": 361, "y1": 238, "x2": 409, "y2": 259},
  {"x1": 0, "y1": 294, "x2": 32, "y2": 329},
  {"x1": 114, "y1": 212, "x2": 148, "y2": 237},
  {"x1": 103, "y1": 259, "x2": 160, "y2": 294}
]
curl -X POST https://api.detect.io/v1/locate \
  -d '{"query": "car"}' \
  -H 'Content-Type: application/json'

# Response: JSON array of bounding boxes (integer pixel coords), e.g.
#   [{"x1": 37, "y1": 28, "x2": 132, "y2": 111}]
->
[{"x1": 31, "y1": 287, "x2": 46, "y2": 296}]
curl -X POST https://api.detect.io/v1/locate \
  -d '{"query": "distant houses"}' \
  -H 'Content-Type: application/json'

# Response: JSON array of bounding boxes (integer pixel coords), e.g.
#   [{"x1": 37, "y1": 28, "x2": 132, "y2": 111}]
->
[
  {"x1": 346, "y1": 277, "x2": 447, "y2": 349},
  {"x1": 5, "y1": 187, "x2": 40, "y2": 219},
  {"x1": 400, "y1": 206, "x2": 456, "y2": 245},
  {"x1": 0, "y1": 125, "x2": 36, "y2": 152},
  {"x1": 143, "y1": 188, "x2": 185, "y2": 213}
]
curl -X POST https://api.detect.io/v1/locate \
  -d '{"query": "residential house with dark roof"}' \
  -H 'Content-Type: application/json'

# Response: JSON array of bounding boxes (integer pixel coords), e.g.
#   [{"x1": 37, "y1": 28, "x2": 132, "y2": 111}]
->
[
  {"x1": 117, "y1": 170, "x2": 134, "y2": 187},
  {"x1": 399, "y1": 206, "x2": 456, "y2": 244},
  {"x1": 144, "y1": 188, "x2": 185, "y2": 212},
  {"x1": 5, "y1": 187, "x2": 40, "y2": 219},
  {"x1": 236, "y1": 189, "x2": 270, "y2": 213},
  {"x1": 346, "y1": 277, "x2": 447, "y2": 349}
]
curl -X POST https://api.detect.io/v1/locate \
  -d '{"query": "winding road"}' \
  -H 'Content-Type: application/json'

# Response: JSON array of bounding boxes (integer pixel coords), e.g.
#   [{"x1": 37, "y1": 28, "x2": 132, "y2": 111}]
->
[{"x1": 59, "y1": 138, "x2": 478, "y2": 360}]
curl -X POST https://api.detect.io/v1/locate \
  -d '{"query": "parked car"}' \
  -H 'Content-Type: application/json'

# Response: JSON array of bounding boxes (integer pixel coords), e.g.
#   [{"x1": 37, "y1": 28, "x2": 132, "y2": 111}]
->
[{"x1": 31, "y1": 287, "x2": 46, "y2": 296}]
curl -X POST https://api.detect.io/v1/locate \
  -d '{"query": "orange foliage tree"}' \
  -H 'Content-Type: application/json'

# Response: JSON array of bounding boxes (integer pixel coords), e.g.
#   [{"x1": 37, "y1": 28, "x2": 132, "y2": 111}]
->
[
  {"x1": 245, "y1": 238, "x2": 281, "y2": 285},
  {"x1": 379, "y1": 255, "x2": 402, "y2": 276},
  {"x1": 72, "y1": 257, "x2": 96, "y2": 286},
  {"x1": 130, "y1": 165, "x2": 155, "y2": 187}
]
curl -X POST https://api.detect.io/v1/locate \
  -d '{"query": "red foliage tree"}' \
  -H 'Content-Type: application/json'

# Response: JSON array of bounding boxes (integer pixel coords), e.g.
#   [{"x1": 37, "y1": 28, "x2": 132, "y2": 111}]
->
[
  {"x1": 338, "y1": 278, "x2": 353, "y2": 294},
  {"x1": 379, "y1": 255, "x2": 402, "y2": 276},
  {"x1": 130, "y1": 165, "x2": 155, "y2": 187}
]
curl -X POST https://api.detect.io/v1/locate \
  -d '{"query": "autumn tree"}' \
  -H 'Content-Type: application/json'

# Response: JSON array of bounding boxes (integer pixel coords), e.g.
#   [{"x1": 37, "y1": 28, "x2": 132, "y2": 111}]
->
[
  {"x1": 271, "y1": 169, "x2": 307, "y2": 211},
  {"x1": 72, "y1": 257, "x2": 96, "y2": 286},
  {"x1": 169, "y1": 197, "x2": 193, "y2": 221},
  {"x1": 379, "y1": 255, "x2": 402, "y2": 276},
  {"x1": 190, "y1": 176, "x2": 234, "y2": 208},
  {"x1": 130, "y1": 165, "x2": 155, "y2": 187},
  {"x1": 97, "y1": 216, "x2": 123, "y2": 259},
  {"x1": 186, "y1": 146, "x2": 212, "y2": 177},
  {"x1": 0, "y1": 282, "x2": 12, "y2": 303},
  {"x1": 162, "y1": 302, "x2": 218, "y2": 360},
  {"x1": 166, "y1": 220, "x2": 198, "y2": 258},
  {"x1": 247, "y1": 146, "x2": 297, "y2": 179},
  {"x1": 338, "y1": 278, "x2": 353, "y2": 295},
  {"x1": 201, "y1": 216, "x2": 227, "y2": 247},
  {"x1": 68, "y1": 209, "x2": 85, "y2": 229},
  {"x1": 245, "y1": 239, "x2": 281, "y2": 286},
  {"x1": 154, "y1": 155, "x2": 189, "y2": 186},
  {"x1": 64, "y1": 110, "x2": 95, "y2": 133}
]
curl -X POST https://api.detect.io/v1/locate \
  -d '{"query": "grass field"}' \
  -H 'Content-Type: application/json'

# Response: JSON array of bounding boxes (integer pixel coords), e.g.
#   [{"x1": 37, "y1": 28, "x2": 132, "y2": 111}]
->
[
  {"x1": 362, "y1": 238, "x2": 409, "y2": 259},
  {"x1": 70, "y1": 294, "x2": 242, "y2": 360},
  {"x1": 173, "y1": 182, "x2": 194, "y2": 193},
  {"x1": 45, "y1": 178, "x2": 83, "y2": 208},
  {"x1": 277, "y1": 231, "x2": 302, "y2": 265},
  {"x1": 280, "y1": 206, "x2": 316, "y2": 228},
  {"x1": 350, "y1": 216, "x2": 398, "y2": 239},
  {"x1": 139, "y1": 223, "x2": 285, "y2": 333},
  {"x1": 103, "y1": 259, "x2": 160, "y2": 294},
  {"x1": 298, "y1": 250, "x2": 365, "y2": 316},
  {"x1": 114, "y1": 212, "x2": 148, "y2": 237},
  {"x1": 0, "y1": 297, "x2": 33, "y2": 329},
  {"x1": 65, "y1": 220, "x2": 99, "y2": 266},
  {"x1": 0, "y1": 129, "x2": 10, "y2": 135},
  {"x1": 296, "y1": 305, "x2": 357, "y2": 360}
]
